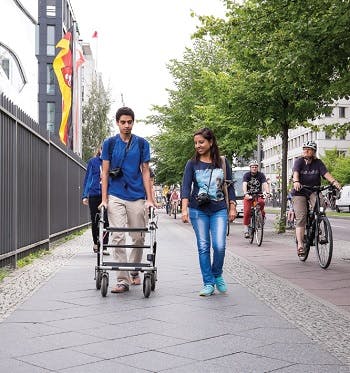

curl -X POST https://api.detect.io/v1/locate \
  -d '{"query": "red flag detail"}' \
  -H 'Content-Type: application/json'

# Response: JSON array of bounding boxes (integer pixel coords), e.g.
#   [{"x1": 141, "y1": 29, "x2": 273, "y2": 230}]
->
[{"x1": 92, "y1": 31, "x2": 98, "y2": 38}]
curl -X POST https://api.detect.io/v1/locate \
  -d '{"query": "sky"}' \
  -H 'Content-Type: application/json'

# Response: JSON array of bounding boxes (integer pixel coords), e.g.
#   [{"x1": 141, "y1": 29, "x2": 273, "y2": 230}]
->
[{"x1": 70, "y1": 0, "x2": 226, "y2": 136}]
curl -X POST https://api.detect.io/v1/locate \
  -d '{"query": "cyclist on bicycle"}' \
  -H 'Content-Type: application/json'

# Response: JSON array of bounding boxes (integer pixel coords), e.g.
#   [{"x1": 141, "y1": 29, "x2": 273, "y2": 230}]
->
[
  {"x1": 170, "y1": 188, "x2": 180, "y2": 213},
  {"x1": 292, "y1": 141, "x2": 341, "y2": 257},
  {"x1": 242, "y1": 160, "x2": 270, "y2": 238}
]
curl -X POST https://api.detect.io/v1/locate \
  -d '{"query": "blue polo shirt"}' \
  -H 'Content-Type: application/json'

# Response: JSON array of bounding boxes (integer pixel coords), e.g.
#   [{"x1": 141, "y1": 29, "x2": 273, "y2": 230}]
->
[{"x1": 101, "y1": 134, "x2": 150, "y2": 201}]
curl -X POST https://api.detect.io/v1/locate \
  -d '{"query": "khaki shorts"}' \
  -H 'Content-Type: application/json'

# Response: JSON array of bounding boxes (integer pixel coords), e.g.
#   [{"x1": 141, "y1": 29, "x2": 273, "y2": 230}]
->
[{"x1": 292, "y1": 193, "x2": 325, "y2": 228}]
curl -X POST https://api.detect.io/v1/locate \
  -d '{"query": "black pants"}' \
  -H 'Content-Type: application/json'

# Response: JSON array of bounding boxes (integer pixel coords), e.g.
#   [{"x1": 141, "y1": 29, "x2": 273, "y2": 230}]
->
[{"x1": 88, "y1": 196, "x2": 109, "y2": 245}]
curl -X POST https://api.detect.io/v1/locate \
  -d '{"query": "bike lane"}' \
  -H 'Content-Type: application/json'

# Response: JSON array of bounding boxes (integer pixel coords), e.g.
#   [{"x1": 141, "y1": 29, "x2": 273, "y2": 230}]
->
[{"x1": 227, "y1": 218, "x2": 350, "y2": 314}]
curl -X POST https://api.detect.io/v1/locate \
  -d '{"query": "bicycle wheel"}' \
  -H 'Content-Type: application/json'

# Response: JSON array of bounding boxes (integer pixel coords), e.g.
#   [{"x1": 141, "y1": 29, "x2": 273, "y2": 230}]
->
[
  {"x1": 249, "y1": 213, "x2": 254, "y2": 244},
  {"x1": 315, "y1": 216, "x2": 333, "y2": 269},
  {"x1": 255, "y1": 210, "x2": 264, "y2": 246}
]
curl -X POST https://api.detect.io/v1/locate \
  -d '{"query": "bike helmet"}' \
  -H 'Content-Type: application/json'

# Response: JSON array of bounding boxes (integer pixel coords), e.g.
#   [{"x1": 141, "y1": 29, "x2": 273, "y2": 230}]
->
[
  {"x1": 302, "y1": 141, "x2": 317, "y2": 151},
  {"x1": 249, "y1": 160, "x2": 259, "y2": 167}
]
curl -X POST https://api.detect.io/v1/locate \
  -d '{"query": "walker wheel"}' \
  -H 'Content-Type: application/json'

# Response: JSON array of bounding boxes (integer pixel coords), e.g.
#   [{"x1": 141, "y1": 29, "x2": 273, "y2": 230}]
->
[
  {"x1": 151, "y1": 273, "x2": 156, "y2": 291},
  {"x1": 143, "y1": 276, "x2": 151, "y2": 298},
  {"x1": 101, "y1": 274, "x2": 108, "y2": 297},
  {"x1": 96, "y1": 271, "x2": 102, "y2": 290}
]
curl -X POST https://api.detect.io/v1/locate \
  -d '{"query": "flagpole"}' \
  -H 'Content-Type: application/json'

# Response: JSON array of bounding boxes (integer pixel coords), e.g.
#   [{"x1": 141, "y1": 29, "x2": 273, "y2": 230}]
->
[
  {"x1": 92, "y1": 31, "x2": 98, "y2": 77},
  {"x1": 72, "y1": 21, "x2": 76, "y2": 153}
]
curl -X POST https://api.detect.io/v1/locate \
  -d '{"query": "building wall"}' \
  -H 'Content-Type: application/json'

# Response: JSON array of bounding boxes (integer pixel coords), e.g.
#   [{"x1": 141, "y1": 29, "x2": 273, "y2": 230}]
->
[
  {"x1": 0, "y1": 0, "x2": 38, "y2": 120},
  {"x1": 262, "y1": 100, "x2": 350, "y2": 180}
]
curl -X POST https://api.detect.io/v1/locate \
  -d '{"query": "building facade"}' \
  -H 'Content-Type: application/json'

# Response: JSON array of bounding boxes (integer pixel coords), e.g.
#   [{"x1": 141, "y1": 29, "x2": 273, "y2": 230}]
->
[
  {"x1": 37, "y1": 0, "x2": 75, "y2": 134},
  {"x1": 0, "y1": 0, "x2": 38, "y2": 119},
  {"x1": 262, "y1": 99, "x2": 350, "y2": 183}
]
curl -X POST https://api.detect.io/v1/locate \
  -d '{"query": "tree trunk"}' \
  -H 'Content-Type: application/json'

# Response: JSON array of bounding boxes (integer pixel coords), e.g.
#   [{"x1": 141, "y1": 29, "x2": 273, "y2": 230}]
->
[{"x1": 279, "y1": 122, "x2": 289, "y2": 233}]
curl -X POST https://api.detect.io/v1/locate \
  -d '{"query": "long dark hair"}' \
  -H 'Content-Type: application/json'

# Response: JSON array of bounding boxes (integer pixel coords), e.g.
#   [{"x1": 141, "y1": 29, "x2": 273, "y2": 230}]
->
[{"x1": 192, "y1": 127, "x2": 221, "y2": 168}]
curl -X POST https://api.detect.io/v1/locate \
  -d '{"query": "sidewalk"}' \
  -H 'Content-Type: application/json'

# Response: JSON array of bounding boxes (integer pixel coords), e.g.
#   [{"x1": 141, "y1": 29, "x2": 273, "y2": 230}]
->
[{"x1": 0, "y1": 214, "x2": 349, "y2": 372}]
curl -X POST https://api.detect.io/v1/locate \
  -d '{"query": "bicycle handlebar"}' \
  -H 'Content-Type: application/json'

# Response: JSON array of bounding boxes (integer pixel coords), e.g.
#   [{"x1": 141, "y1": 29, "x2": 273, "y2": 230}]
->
[{"x1": 301, "y1": 184, "x2": 337, "y2": 192}]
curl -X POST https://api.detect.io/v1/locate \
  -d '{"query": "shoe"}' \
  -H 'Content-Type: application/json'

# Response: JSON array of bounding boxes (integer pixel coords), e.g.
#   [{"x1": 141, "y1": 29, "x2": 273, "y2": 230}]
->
[
  {"x1": 111, "y1": 284, "x2": 129, "y2": 293},
  {"x1": 319, "y1": 237, "x2": 328, "y2": 245},
  {"x1": 199, "y1": 284, "x2": 215, "y2": 297},
  {"x1": 297, "y1": 247, "x2": 305, "y2": 257},
  {"x1": 93, "y1": 244, "x2": 98, "y2": 253},
  {"x1": 244, "y1": 232, "x2": 250, "y2": 239},
  {"x1": 131, "y1": 275, "x2": 141, "y2": 285},
  {"x1": 102, "y1": 250, "x2": 110, "y2": 256},
  {"x1": 215, "y1": 276, "x2": 227, "y2": 293}
]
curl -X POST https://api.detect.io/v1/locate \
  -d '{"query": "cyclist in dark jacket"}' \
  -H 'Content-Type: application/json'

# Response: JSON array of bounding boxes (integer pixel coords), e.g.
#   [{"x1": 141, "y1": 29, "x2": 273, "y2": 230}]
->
[{"x1": 292, "y1": 141, "x2": 340, "y2": 256}]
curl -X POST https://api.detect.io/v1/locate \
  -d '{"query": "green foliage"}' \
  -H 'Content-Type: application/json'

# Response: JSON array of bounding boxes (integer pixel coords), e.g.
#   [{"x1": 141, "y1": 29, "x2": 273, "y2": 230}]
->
[
  {"x1": 145, "y1": 39, "x2": 256, "y2": 185},
  {"x1": 17, "y1": 249, "x2": 49, "y2": 268},
  {"x1": 274, "y1": 214, "x2": 286, "y2": 234},
  {"x1": 194, "y1": 0, "x2": 350, "y2": 229},
  {"x1": 145, "y1": 0, "x2": 350, "y2": 196},
  {"x1": 82, "y1": 79, "x2": 113, "y2": 162},
  {"x1": 0, "y1": 267, "x2": 10, "y2": 282},
  {"x1": 321, "y1": 149, "x2": 350, "y2": 185}
]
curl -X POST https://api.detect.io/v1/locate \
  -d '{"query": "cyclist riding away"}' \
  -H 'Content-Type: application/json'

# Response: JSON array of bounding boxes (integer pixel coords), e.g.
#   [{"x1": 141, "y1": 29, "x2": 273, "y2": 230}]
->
[
  {"x1": 242, "y1": 160, "x2": 270, "y2": 238},
  {"x1": 170, "y1": 188, "x2": 180, "y2": 214},
  {"x1": 291, "y1": 141, "x2": 341, "y2": 257}
]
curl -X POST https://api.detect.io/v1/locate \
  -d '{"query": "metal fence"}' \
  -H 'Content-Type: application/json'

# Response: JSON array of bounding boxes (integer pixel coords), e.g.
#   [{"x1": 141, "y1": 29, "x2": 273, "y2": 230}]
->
[{"x1": 0, "y1": 94, "x2": 89, "y2": 267}]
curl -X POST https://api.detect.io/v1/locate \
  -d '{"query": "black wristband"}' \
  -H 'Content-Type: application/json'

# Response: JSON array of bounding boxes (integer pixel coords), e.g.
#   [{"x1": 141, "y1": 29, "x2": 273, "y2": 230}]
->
[{"x1": 293, "y1": 181, "x2": 299, "y2": 183}]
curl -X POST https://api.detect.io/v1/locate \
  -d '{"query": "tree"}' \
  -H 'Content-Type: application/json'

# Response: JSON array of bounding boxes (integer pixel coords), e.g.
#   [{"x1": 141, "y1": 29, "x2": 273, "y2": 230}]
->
[
  {"x1": 146, "y1": 39, "x2": 256, "y2": 186},
  {"x1": 321, "y1": 149, "x2": 350, "y2": 185},
  {"x1": 196, "y1": 0, "x2": 350, "y2": 231},
  {"x1": 82, "y1": 79, "x2": 113, "y2": 162}
]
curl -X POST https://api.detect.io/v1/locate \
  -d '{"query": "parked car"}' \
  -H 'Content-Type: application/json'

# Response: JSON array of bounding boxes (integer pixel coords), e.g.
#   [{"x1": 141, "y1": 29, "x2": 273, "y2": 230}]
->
[{"x1": 335, "y1": 185, "x2": 350, "y2": 212}]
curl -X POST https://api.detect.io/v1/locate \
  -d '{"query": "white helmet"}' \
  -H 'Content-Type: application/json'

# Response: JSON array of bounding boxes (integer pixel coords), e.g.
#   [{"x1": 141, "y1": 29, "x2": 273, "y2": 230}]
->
[
  {"x1": 249, "y1": 160, "x2": 259, "y2": 167},
  {"x1": 302, "y1": 141, "x2": 317, "y2": 151}
]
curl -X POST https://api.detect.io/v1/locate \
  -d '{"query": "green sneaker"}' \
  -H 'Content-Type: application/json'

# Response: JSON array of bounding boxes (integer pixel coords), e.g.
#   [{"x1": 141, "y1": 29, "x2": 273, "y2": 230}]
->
[
  {"x1": 215, "y1": 276, "x2": 227, "y2": 293},
  {"x1": 199, "y1": 284, "x2": 215, "y2": 296}
]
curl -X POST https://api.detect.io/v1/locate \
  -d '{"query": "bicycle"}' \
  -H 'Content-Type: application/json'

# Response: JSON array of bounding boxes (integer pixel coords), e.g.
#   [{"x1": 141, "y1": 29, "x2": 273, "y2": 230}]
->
[
  {"x1": 171, "y1": 200, "x2": 179, "y2": 219},
  {"x1": 297, "y1": 184, "x2": 337, "y2": 269},
  {"x1": 247, "y1": 193, "x2": 265, "y2": 246},
  {"x1": 165, "y1": 200, "x2": 171, "y2": 215}
]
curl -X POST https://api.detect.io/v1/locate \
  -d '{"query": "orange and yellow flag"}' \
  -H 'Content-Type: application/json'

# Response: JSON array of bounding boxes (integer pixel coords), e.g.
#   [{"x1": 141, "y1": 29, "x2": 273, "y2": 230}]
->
[{"x1": 53, "y1": 29, "x2": 73, "y2": 146}]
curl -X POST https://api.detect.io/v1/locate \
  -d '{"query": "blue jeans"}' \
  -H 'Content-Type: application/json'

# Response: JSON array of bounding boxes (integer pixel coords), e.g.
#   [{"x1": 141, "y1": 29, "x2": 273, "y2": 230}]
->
[{"x1": 189, "y1": 208, "x2": 227, "y2": 286}]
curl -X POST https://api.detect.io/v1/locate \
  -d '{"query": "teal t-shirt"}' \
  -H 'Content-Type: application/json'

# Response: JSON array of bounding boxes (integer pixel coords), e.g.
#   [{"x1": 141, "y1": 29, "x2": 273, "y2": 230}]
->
[{"x1": 101, "y1": 134, "x2": 150, "y2": 201}]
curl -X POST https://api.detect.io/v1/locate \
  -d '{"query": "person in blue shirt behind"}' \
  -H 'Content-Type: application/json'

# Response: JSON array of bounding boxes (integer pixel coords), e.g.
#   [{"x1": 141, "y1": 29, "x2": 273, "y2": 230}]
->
[
  {"x1": 181, "y1": 127, "x2": 237, "y2": 297},
  {"x1": 82, "y1": 146, "x2": 109, "y2": 255},
  {"x1": 101, "y1": 107, "x2": 154, "y2": 294}
]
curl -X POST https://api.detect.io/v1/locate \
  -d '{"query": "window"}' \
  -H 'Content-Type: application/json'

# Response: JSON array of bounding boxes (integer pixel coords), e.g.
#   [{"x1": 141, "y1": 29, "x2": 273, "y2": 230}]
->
[
  {"x1": 47, "y1": 102, "x2": 55, "y2": 132},
  {"x1": 1, "y1": 58, "x2": 9, "y2": 78},
  {"x1": 46, "y1": 64, "x2": 54, "y2": 94},
  {"x1": 47, "y1": 25, "x2": 55, "y2": 56},
  {"x1": 46, "y1": 0, "x2": 56, "y2": 17},
  {"x1": 339, "y1": 106, "x2": 346, "y2": 118},
  {"x1": 0, "y1": 43, "x2": 26, "y2": 91}
]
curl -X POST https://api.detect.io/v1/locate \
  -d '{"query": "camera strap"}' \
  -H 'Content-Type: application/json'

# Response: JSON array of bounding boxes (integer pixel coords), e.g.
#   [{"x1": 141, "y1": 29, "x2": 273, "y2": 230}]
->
[
  {"x1": 118, "y1": 135, "x2": 133, "y2": 168},
  {"x1": 205, "y1": 165, "x2": 214, "y2": 194}
]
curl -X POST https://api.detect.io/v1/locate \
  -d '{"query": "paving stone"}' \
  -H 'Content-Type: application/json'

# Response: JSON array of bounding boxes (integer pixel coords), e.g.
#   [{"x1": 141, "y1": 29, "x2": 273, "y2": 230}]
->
[
  {"x1": 17, "y1": 348, "x2": 102, "y2": 371},
  {"x1": 0, "y1": 217, "x2": 349, "y2": 372},
  {"x1": 116, "y1": 350, "x2": 194, "y2": 371},
  {"x1": 0, "y1": 357, "x2": 50, "y2": 372}
]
